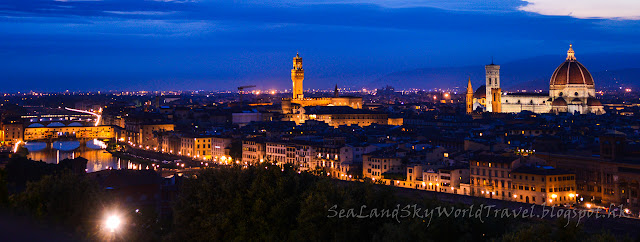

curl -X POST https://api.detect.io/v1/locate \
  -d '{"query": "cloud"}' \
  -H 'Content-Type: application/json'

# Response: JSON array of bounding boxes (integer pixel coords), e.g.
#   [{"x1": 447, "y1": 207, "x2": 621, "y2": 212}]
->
[
  {"x1": 103, "y1": 11, "x2": 177, "y2": 15},
  {"x1": 519, "y1": 0, "x2": 640, "y2": 20},
  {"x1": 54, "y1": 0, "x2": 102, "y2": 2},
  {"x1": 151, "y1": 0, "x2": 197, "y2": 2},
  {"x1": 242, "y1": 0, "x2": 524, "y2": 12}
]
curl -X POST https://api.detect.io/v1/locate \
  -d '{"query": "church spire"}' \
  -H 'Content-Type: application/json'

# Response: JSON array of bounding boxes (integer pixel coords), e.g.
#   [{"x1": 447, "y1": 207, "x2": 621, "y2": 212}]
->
[
  {"x1": 465, "y1": 77, "x2": 474, "y2": 114},
  {"x1": 566, "y1": 44, "x2": 576, "y2": 61},
  {"x1": 334, "y1": 84, "x2": 339, "y2": 97}
]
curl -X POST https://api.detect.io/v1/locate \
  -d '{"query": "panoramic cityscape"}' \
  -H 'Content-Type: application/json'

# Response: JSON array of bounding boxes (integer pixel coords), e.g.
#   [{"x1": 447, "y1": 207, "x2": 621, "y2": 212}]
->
[{"x1": 2, "y1": 0, "x2": 640, "y2": 241}]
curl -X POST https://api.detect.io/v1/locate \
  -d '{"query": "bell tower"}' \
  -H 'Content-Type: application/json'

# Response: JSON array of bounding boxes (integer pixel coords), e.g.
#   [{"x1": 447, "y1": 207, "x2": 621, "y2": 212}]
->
[
  {"x1": 485, "y1": 60, "x2": 500, "y2": 112},
  {"x1": 291, "y1": 52, "x2": 304, "y2": 99},
  {"x1": 491, "y1": 88, "x2": 502, "y2": 113},
  {"x1": 466, "y1": 77, "x2": 473, "y2": 114}
]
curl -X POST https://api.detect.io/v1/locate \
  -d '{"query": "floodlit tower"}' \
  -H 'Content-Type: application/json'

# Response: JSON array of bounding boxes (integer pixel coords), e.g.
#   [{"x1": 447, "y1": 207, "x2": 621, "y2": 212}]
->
[
  {"x1": 485, "y1": 59, "x2": 500, "y2": 112},
  {"x1": 466, "y1": 77, "x2": 473, "y2": 114},
  {"x1": 291, "y1": 52, "x2": 304, "y2": 99},
  {"x1": 491, "y1": 88, "x2": 502, "y2": 113}
]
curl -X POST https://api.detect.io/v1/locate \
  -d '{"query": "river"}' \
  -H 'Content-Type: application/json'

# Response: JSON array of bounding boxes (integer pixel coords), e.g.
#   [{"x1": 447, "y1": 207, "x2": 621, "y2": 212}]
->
[{"x1": 24, "y1": 140, "x2": 138, "y2": 172}]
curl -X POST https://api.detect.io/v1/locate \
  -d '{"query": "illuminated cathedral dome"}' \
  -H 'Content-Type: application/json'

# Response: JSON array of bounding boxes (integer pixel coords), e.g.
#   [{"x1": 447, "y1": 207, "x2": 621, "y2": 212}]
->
[
  {"x1": 549, "y1": 44, "x2": 594, "y2": 87},
  {"x1": 473, "y1": 85, "x2": 486, "y2": 99}
]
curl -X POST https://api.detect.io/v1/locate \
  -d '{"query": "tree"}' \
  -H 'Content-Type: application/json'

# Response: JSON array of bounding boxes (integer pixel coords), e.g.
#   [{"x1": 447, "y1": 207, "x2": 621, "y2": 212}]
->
[
  {"x1": 10, "y1": 171, "x2": 105, "y2": 236},
  {"x1": 0, "y1": 169, "x2": 9, "y2": 206}
]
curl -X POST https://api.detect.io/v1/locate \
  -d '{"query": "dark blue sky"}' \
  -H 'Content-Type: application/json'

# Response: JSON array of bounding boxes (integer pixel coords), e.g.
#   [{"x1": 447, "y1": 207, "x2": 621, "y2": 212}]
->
[{"x1": 1, "y1": 0, "x2": 640, "y2": 92}]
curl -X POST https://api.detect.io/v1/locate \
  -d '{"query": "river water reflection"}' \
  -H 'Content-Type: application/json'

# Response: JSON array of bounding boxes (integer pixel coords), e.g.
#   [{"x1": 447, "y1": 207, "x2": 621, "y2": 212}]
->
[{"x1": 24, "y1": 140, "x2": 136, "y2": 172}]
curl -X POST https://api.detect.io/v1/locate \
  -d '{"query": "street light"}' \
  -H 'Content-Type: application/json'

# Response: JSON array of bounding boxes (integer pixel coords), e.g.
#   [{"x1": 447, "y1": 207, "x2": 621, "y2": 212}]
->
[{"x1": 105, "y1": 215, "x2": 121, "y2": 232}]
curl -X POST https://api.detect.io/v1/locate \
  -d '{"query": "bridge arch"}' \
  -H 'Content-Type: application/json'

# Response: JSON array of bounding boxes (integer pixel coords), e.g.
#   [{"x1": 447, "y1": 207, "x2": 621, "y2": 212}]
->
[{"x1": 47, "y1": 122, "x2": 65, "y2": 127}]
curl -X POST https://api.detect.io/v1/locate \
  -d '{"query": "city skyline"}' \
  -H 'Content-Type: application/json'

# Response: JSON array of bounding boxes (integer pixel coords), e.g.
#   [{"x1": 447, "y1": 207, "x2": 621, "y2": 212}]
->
[
  {"x1": 4, "y1": 2, "x2": 640, "y2": 240},
  {"x1": 2, "y1": 1, "x2": 640, "y2": 92}
]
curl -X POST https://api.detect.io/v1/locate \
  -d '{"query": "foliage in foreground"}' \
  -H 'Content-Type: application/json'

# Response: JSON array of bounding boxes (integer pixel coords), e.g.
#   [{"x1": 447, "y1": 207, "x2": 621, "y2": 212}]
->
[
  {"x1": 9, "y1": 171, "x2": 104, "y2": 237},
  {"x1": 1, "y1": 162, "x2": 636, "y2": 241},
  {"x1": 167, "y1": 164, "x2": 629, "y2": 241}
]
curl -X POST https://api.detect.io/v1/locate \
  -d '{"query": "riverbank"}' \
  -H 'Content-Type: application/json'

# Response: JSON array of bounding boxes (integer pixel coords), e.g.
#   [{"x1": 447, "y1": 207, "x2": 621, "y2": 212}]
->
[{"x1": 110, "y1": 144, "x2": 204, "y2": 168}]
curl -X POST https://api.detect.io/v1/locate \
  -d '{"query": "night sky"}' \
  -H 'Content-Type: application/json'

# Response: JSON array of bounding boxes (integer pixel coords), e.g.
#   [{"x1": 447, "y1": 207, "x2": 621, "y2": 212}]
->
[{"x1": 2, "y1": 0, "x2": 640, "y2": 92}]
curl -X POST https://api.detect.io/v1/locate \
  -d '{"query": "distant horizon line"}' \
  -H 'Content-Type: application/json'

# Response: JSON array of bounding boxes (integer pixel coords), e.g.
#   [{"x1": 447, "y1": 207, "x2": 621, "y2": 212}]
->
[{"x1": 2, "y1": 87, "x2": 627, "y2": 95}]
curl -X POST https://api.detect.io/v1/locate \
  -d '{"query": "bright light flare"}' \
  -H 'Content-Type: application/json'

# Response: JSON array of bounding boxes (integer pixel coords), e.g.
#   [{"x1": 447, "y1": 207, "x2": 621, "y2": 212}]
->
[
  {"x1": 13, "y1": 140, "x2": 22, "y2": 153},
  {"x1": 64, "y1": 107, "x2": 101, "y2": 126},
  {"x1": 105, "y1": 215, "x2": 121, "y2": 232}
]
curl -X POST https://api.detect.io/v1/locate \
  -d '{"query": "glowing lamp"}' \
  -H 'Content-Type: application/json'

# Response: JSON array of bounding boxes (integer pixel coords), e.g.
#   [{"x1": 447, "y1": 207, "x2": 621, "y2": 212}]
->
[{"x1": 105, "y1": 215, "x2": 121, "y2": 232}]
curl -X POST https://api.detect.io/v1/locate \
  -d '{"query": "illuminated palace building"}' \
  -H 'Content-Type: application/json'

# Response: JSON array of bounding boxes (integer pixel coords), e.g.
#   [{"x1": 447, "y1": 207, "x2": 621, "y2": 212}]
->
[
  {"x1": 281, "y1": 53, "x2": 391, "y2": 127},
  {"x1": 466, "y1": 45, "x2": 605, "y2": 115},
  {"x1": 281, "y1": 53, "x2": 363, "y2": 114}
]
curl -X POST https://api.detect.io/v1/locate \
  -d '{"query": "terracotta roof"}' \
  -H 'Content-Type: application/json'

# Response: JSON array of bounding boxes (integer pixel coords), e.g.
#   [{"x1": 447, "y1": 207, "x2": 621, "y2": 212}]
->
[
  {"x1": 551, "y1": 97, "x2": 567, "y2": 106},
  {"x1": 550, "y1": 46, "x2": 594, "y2": 86},
  {"x1": 473, "y1": 85, "x2": 486, "y2": 99},
  {"x1": 587, "y1": 97, "x2": 602, "y2": 106}
]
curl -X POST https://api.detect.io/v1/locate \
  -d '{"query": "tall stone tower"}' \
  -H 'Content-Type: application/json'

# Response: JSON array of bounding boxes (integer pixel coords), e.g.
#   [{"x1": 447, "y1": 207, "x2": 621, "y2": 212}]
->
[
  {"x1": 466, "y1": 77, "x2": 473, "y2": 114},
  {"x1": 491, "y1": 88, "x2": 502, "y2": 113},
  {"x1": 485, "y1": 61, "x2": 500, "y2": 112},
  {"x1": 291, "y1": 52, "x2": 304, "y2": 99}
]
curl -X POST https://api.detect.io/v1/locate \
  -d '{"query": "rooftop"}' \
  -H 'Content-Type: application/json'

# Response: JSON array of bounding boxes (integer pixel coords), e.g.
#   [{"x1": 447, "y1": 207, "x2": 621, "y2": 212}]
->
[{"x1": 512, "y1": 165, "x2": 573, "y2": 176}]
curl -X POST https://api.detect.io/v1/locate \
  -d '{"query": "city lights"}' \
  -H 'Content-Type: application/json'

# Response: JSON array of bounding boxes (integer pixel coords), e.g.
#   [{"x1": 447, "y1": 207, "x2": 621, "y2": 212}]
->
[{"x1": 2, "y1": 18, "x2": 638, "y2": 240}]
